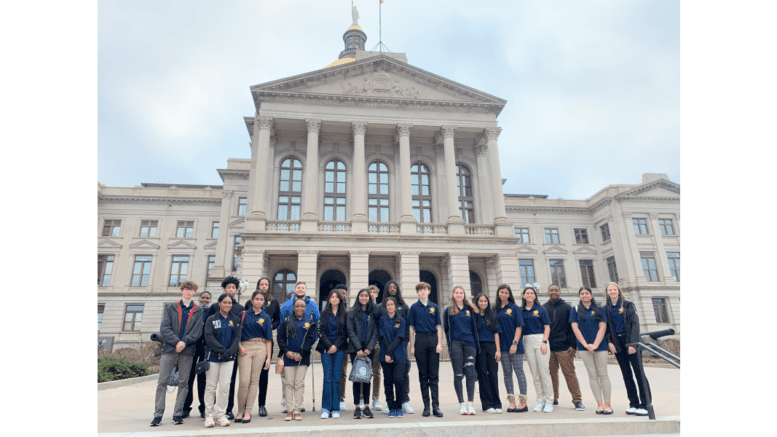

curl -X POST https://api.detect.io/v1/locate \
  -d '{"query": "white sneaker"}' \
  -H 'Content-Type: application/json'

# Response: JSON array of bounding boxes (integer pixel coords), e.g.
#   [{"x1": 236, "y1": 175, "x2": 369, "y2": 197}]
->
[
  {"x1": 485, "y1": 408, "x2": 496, "y2": 414},
  {"x1": 467, "y1": 403, "x2": 476, "y2": 415},
  {"x1": 458, "y1": 403, "x2": 467, "y2": 415},
  {"x1": 635, "y1": 408, "x2": 648, "y2": 416},
  {"x1": 340, "y1": 402, "x2": 347, "y2": 411},
  {"x1": 372, "y1": 399, "x2": 383, "y2": 411},
  {"x1": 495, "y1": 408, "x2": 502, "y2": 414},
  {"x1": 543, "y1": 403, "x2": 553, "y2": 413},
  {"x1": 332, "y1": 411, "x2": 340, "y2": 419},
  {"x1": 625, "y1": 407, "x2": 637, "y2": 415},
  {"x1": 533, "y1": 402, "x2": 544, "y2": 412},
  {"x1": 281, "y1": 405, "x2": 287, "y2": 413},
  {"x1": 204, "y1": 415, "x2": 215, "y2": 428},
  {"x1": 216, "y1": 416, "x2": 230, "y2": 427},
  {"x1": 402, "y1": 402, "x2": 414, "y2": 414}
]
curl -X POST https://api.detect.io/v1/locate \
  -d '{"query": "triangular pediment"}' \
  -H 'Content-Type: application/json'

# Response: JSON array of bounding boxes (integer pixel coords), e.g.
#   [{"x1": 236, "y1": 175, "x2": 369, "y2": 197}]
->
[
  {"x1": 516, "y1": 244, "x2": 538, "y2": 254},
  {"x1": 98, "y1": 239, "x2": 122, "y2": 249},
  {"x1": 129, "y1": 240, "x2": 159, "y2": 249},
  {"x1": 543, "y1": 245, "x2": 568, "y2": 255},
  {"x1": 573, "y1": 246, "x2": 598, "y2": 255},
  {"x1": 167, "y1": 240, "x2": 196, "y2": 250},
  {"x1": 617, "y1": 180, "x2": 680, "y2": 199}
]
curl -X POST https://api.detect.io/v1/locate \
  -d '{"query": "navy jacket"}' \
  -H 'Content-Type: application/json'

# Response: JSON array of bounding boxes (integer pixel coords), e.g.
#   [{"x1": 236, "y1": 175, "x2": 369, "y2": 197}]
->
[
  {"x1": 277, "y1": 315, "x2": 317, "y2": 366},
  {"x1": 316, "y1": 309, "x2": 348, "y2": 353},
  {"x1": 203, "y1": 311, "x2": 242, "y2": 362}
]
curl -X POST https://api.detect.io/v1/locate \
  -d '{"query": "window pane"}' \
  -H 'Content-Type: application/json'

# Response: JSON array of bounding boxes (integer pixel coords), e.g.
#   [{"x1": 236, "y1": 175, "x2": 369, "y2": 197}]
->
[
  {"x1": 291, "y1": 205, "x2": 300, "y2": 220},
  {"x1": 292, "y1": 182, "x2": 301, "y2": 192}
]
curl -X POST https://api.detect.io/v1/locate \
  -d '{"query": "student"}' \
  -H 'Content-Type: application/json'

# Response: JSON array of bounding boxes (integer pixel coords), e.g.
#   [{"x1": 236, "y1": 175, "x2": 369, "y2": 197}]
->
[
  {"x1": 543, "y1": 284, "x2": 585, "y2": 411},
  {"x1": 278, "y1": 281, "x2": 320, "y2": 413},
  {"x1": 332, "y1": 284, "x2": 350, "y2": 412},
  {"x1": 443, "y1": 286, "x2": 479, "y2": 415},
  {"x1": 520, "y1": 286, "x2": 553, "y2": 413},
  {"x1": 151, "y1": 280, "x2": 204, "y2": 426},
  {"x1": 494, "y1": 284, "x2": 527, "y2": 413},
  {"x1": 367, "y1": 285, "x2": 383, "y2": 412},
  {"x1": 604, "y1": 282, "x2": 651, "y2": 416},
  {"x1": 235, "y1": 290, "x2": 273, "y2": 423},
  {"x1": 379, "y1": 296, "x2": 407, "y2": 418},
  {"x1": 247, "y1": 277, "x2": 279, "y2": 417},
  {"x1": 182, "y1": 290, "x2": 211, "y2": 419},
  {"x1": 276, "y1": 299, "x2": 317, "y2": 421},
  {"x1": 346, "y1": 289, "x2": 378, "y2": 419},
  {"x1": 570, "y1": 287, "x2": 612, "y2": 414},
  {"x1": 473, "y1": 293, "x2": 503, "y2": 413},
  {"x1": 203, "y1": 293, "x2": 243, "y2": 428},
  {"x1": 317, "y1": 289, "x2": 348, "y2": 419},
  {"x1": 407, "y1": 282, "x2": 444, "y2": 418},
  {"x1": 380, "y1": 280, "x2": 413, "y2": 414}
]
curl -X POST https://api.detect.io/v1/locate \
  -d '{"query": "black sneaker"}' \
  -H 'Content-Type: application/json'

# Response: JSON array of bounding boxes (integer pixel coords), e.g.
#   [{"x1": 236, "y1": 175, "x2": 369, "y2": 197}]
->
[
  {"x1": 362, "y1": 407, "x2": 374, "y2": 418},
  {"x1": 199, "y1": 410, "x2": 205, "y2": 418},
  {"x1": 181, "y1": 409, "x2": 191, "y2": 418},
  {"x1": 301, "y1": 407, "x2": 306, "y2": 412},
  {"x1": 259, "y1": 406, "x2": 268, "y2": 417},
  {"x1": 552, "y1": 400, "x2": 559, "y2": 406},
  {"x1": 172, "y1": 416, "x2": 183, "y2": 425},
  {"x1": 353, "y1": 408, "x2": 362, "y2": 419},
  {"x1": 574, "y1": 402, "x2": 585, "y2": 411},
  {"x1": 432, "y1": 406, "x2": 444, "y2": 417},
  {"x1": 226, "y1": 411, "x2": 234, "y2": 420},
  {"x1": 422, "y1": 406, "x2": 431, "y2": 417},
  {"x1": 150, "y1": 417, "x2": 162, "y2": 427}
]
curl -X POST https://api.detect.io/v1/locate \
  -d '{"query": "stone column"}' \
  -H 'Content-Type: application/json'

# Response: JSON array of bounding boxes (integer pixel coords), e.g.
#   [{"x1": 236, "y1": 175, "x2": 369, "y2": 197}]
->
[
  {"x1": 240, "y1": 245, "x2": 265, "y2": 289},
  {"x1": 485, "y1": 127, "x2": 512, "y2": 237},
  {"x1": 433, "y1": 143, "x2": 448, "y2": 221},
  {"x1": 441, "y1": 126, "x2": 465, "y2": 235},
  {"x1": 349, "y1": 251, "x2": 370, "y2": 306},
  {"x1": 399, "y1": 251, "x2": 420, "y2": 305},
  {"x1": 296, "y1": 250, "x2": 318, "y2": 299},
  {"x1": 210, "y1": 189, "x2": 233, "y2": 280},
  {"x1": 396, "y1": 123, "x2": 417, "y2": 234},
  {"x1": 246, "y1": 116, "x2": 274, "y2": 233},
  {"x1": 494, "y1": 253, "x2": 521, "y2": 292},
  {"x1": 649, "y1": 212, "x2": 674, "y2": 285},
  {"x1": 620, "y1": 211, "x2": 644, "y2": 288},
  {"x1": 351, "y1": 121, "x2": 369, "y2": 232},
  {"x1": 446, "y1": 253, "x2": 471, "y2": 301},
  {"x1": 475, "y1": 144, "x2": 494, "y2": 224},
  {"x1": 301, "y1": 119, "x2": 321, "y2": 231}
]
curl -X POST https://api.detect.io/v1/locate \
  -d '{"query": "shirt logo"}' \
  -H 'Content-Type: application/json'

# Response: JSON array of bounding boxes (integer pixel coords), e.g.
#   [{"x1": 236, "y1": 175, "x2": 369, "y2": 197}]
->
[
  {"x1": 429, "y1": 307, "x2": 435, "y2": 314},
  {"x1": 506, "y1": 309, "x2": 512, "y2": 314},
  {"x1": 619, "y1": 307, "x2": 624, "y2": 313},
  {"x1": 465, "y1": 310, "x2": 470, "y2": 316},
  {"x1": 533, "y1": 310, "x2": 539, "y2": 316},
  {"x1": 590, "y1": 311, "x2": 595, "y2": 317},
  {"x1": 258, "y1": 318, "x2": 264, "y2": 324},
  {"x1": 229, "y1": 320, "x2": 234, "y2": 326},
  {"x1": 304, "y1": 322, "x2": 310, "y2": 328}
]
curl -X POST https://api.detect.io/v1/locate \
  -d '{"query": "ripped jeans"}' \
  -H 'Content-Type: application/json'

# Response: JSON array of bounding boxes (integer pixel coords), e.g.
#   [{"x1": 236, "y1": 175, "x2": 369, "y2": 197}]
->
[{"x1": 449, "y1": 340, "x2": 477, "y2": 403}]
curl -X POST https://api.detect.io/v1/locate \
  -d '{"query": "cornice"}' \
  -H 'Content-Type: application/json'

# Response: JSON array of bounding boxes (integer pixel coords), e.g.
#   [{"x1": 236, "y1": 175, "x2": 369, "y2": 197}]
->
[
  {"x1": 616, "y1": 196, "x2": 680, "y2": 204},
  {"x1": 217, "y1": 169, "x2": 250, "y2": 180},
  {"x1": 253, "y1": 93, "x2": 502, "y2": 115},
  {"x1": 98, "y1": 195, "x2": 222, "y2": 205},
  {"x1": 616, "y1": 180, "x2": 680, "y2": 198},
  {"x1": 505, "y1": 205, "x2": 592, "y2": 216}
]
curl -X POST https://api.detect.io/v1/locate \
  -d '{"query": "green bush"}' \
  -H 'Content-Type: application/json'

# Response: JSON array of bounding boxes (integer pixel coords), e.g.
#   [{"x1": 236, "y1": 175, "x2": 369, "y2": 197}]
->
[{"x1": 98, "y1": 357, "x2": 149, "y2": 383}]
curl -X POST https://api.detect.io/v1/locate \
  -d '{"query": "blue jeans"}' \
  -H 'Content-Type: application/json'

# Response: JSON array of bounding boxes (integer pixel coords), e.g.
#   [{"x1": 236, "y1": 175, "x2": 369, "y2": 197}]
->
[{"x1": 321, "y1": 350, "x2": 345, "y2": 412}]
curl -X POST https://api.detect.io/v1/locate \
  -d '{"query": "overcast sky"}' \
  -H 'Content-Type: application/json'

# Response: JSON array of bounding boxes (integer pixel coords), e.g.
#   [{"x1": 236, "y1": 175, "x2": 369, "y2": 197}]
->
[{"x1": 98, "y1": 0, "x2": 679, "y2": 200}]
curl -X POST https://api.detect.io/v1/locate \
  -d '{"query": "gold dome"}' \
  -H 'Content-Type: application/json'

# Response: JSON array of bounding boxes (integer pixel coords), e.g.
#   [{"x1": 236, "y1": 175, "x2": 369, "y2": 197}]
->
[
  {"x1": 326, "y1": 57, "x2": 356, "y2": 68},
  {"x1": 347, "y1": 24, "x2": 363, "y2": 32}
]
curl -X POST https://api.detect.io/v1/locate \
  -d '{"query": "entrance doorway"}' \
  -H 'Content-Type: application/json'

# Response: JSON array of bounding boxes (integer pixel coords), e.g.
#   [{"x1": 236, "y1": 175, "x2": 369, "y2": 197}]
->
[
  {"x1": 319, "y1": 269, "x2": 347, "y2": 309},
  {"x1": 368, "y1": 269, "x2": 392, "y2": 304},
  {"x1": 419, "y1": 270, "x2": 438, "y2": 304}
]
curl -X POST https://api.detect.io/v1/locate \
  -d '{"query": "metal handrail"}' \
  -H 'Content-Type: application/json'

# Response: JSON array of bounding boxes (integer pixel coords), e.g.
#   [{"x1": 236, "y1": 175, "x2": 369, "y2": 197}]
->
[{"x1": 625, "y1": 328, "x2": 680, "y2": 420}]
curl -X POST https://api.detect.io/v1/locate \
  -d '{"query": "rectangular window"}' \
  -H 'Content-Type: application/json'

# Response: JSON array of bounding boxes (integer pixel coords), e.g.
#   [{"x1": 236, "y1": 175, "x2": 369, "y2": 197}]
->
[
  {"x1": 176, "y1": 221, "x2": 194, "y2": 238},
  {"x1": 169, "y1": 255, "x2": 189, "y2": 287},
  {"x1": 515, "y1": 228, "x2": 530, "y2": 243},
  {"x1": 659, "y1": 219, "x2": 675, "y2": 235},
  {"x1": 640, "y1": 252, "x2": 659, "y2": 282},
  {"x1": 574, "y1": 228, "x2": 589, "y2": 244},
  {"x1": 98, "y1": 254, "x2": 114, "y2": 286},
  {"x1": 579, "y1": 259, "x2": 597, "y2": 288},
  {"x1": 606, "y1": 256, "x2": 619, "y2": 283},
  {"x1": 123, "y1": 304, "x2": 144, "y2": 331},
  {"x1": 600, "y1": 223, "x2": 611, "y2": 242},
  {"x1": 548, "y1": 259, "x2": 567, "y2": 288},
  {"x1": 233, "y1": 236, "x2": 242, "y2": 271},
  {"x1": 131, "y1": 255, "x2": 152, "y2": 287},
  {"x1": 519, "y1": 259, "x2": 535, "y2": 286},
  {"x1": 633, "y1": 218, "x2": 649, "y2": 235},
  {"x1": 324, "y1": 197, "x2": 346, "y2": 221},
  {"x1": 238, "y1": 197, "x2": 247, "y2": 216},
  {"x1": 652, "y1": 298, "x2": 670, "y2": 323},
  {"x1": 139, "y1": 220, "x2": 158, "y2": 237},
  {"x1": 207, "y1": 255, "x2": 216, "y2": 273},
  {"x1": 98, "y1": 304, "x2": 105, "y2": 331},
  {"x1": 544, "y1": 228, "x2": 560, "y2": 244},
  {"x1": 667, "y1": 252, "x2": 680, "y2": 282},
  {"x1": 211, "y1": 222, "x2": 219, "y2": 238},
  {"x1": 102, "y1": 219, "x2": 121, "y2": 237}
]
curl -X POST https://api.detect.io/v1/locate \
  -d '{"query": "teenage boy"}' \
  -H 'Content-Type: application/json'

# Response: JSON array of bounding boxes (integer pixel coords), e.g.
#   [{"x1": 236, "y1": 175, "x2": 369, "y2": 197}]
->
[
  {"x1": 407, "y1": 282, "x2": 443, "y2": 417},
  {"x1": 182, "y1": 291, "x2": 212, "y2": 418},
  {"x1": 151, "y1": 280, "x2": 204, "y2": 426},
  {"x1": 278, "y1": 280, "x2": 320, "y2": 412},
  {"x1": 206, "y1": 277, "x2": 244, "y2": 420},
  {"x1": 542, "y1": 284, "x2": 585, "y2": 411}
]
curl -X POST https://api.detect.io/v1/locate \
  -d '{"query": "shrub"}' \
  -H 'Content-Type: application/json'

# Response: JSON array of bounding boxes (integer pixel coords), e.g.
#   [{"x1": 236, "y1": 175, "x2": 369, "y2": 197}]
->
[{"x1": 98, "y1": 357, "x2": 149, "y2": 383}]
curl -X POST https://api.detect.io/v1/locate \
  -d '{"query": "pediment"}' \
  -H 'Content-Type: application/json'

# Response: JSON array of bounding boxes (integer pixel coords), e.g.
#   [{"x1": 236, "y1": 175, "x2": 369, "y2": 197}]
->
[
  {"x1": 167, "y1": 240, "x2": 196, "y2": 250},
  {"x1": 543, "y1": 245, "x2": 568, "y2": 255},
  {"x1": 573, "y1": 246, "x2": 598, "y2": 255},
  {"x1": 229, "y1": 218, "x2": 245, "y2": 227},
  {"x1": 516, "y1": 244, "x2": 538, "y2": 254},
  {"x1": 204, "y1": 240, "x2": 218, "y2": 249},
  {"x1": 617, "y1": 180, "x2": 680, "y2": 199},
  {"x1": 98, "y1": 239, "x2": 122, "y2": 249},
  {"x1": 129, "y1": 240, "x2": 159, "y2": 249}
]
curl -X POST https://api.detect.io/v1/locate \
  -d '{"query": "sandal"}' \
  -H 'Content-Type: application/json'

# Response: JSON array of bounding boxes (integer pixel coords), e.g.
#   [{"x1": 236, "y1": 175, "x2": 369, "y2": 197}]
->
[
  {"x1": 602, "y1": 409, "x2": 613, "y2": 415},
  {"x1": 285, "y1": 413, "x2": 293, "y2": 421},
  {"x1": 595, "y1": 409, "x2": 604, "y2": 414},
  {"x1": 242, "y1": 414, "x2": 251, "y2": 423},
  {"x1": 294, "y1": 413, "x2": 302, "y2": 421}
]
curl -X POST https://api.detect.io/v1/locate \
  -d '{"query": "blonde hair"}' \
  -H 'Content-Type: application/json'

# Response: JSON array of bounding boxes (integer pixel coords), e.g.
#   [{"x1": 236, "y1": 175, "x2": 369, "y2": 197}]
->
[
  {"x1": 604, "y1": 282, "x2": 626, "y2": 305},
  {"x1": 448, "y1": 285, "x2": 469, "y2": 316}
]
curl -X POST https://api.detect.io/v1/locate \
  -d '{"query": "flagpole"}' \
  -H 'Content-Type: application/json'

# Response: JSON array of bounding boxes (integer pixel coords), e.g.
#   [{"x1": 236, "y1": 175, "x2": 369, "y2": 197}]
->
[{"x1": 379, "y1": 1, "x2": 382, "y2": 52}]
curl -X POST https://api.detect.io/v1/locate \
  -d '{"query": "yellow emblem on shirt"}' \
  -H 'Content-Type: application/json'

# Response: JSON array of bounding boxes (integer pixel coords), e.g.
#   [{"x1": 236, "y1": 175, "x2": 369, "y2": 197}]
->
[
  {"x1": 619, "y1": 307, "x2": 624, "y2": 313},
  {"x1": 533, "y1": 310, "x2": 539, "y2": 316},
  {"x1": 304, "y1": 322, "x2": 310, "y2": 328},
  {"x1": 590, "y1": 311, "x2": 595, "y2": 317},
  {"x1": 258, "y1": 318, "x2": 264, "y2": 324},
  {"x1": 506, "y1": 309, "x2": 512, "y2": 314},
  {"x1": 429, "y1": 307, "x2": 435, "y2": 314},
  {"x1": 465, "y1": 310, "x2": 470, "y2": 316},
  {"x1": 229, "y1": 320, "x2": 234, "y2": 326}
]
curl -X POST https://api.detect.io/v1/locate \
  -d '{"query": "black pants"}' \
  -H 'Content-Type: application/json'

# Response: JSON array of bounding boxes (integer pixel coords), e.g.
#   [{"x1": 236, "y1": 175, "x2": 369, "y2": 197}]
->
[
  {"x1": 257, "y1": 343, "x2": 273, "y2": 407},
  {"x1": 402, "y1": 345, "x2": 411, "y2": 404},
  {"x1": 476, "y1": 341, "x2": 502, "y2": 410},
  {"x1": 615, "y1": 333, "x2": 652, "y2": 409},
  {"x1": 449, "y1": 340, "x2": 477, "y2": 403},
  {"x1": 226, "y1": 354, "x2": 239, "y2": 413},
  {"x1": 350, "y1": 353, "x2": 371, "y2": 405},
  {"x1": 381, "y1": 361, "x2": 407, "y2": 410},
  {"x1": 414, "y1": 332, "x2": 440, "y2": 407},
  {"x1": 183, "y1": 344, "x2": 206, "y2": 413}
]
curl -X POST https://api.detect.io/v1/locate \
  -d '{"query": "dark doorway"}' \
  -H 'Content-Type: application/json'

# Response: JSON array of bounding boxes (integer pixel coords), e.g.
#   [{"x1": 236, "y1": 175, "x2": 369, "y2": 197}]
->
[
  {"x1": 420, "y1": 270, "x2": 438, "y2": 305},
  {"x1": 272, "y1": 269, "x2": 297, "y2": 303},
  {"x1": 369, "y1": 269, "x2": 392, "y2": 304},
  {"x1": 319, "y1": 269, "x2": 347, "y2": 310}
]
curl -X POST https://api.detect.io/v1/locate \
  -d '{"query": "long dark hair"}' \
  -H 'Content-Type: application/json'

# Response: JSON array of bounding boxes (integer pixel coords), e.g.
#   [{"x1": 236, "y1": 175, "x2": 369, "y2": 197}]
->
[
  {"x1": 323, "y1": 289, "x2": 346, "y2": 323},
  {"x1": 576, "y1": 286, "x2": 603, "y2": 322},
  {"x1": 382, "y1": 280, "x2": 405, "y2": 307},
  {"x1": 286, "y1": 300, "x2": 308, "y2": 339},
  {"x1": 256, "y1": 277, "x2": 272, "y2": 300},
  {"x1": 493, "y1": 284, "x2": 515, "y2": 312},
  {"x1": 473, "y1": 293, "x2": 499, "y2": 332},
  {"x1": 383, "y1": 296, "x2": 399, "y2": 319},
  {"x1": 521, "y1": 286, "x2": 538, "y2": 310},
  {"x1": 350, "y1": 288, "x2": 375, "y2": 320}
]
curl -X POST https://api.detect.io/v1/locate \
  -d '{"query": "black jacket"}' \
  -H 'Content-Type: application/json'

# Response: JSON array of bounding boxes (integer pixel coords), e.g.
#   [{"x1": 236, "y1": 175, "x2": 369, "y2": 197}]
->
[
  {"x1": 277, "y1": 316, "x2": 317, "y2": 366},
  {"x1": 203, "y1": 312, "x2": 243, "y2": 362},
  {"x1": 542, "y1": 298, "x2": 577, "y2": 352},
  {"x1": 159, "y1": 301, "x2": 204, "y2": 355},
  {"x1": 346, "y1": 306, "x2": 378, "y2": 354},
  {"x1": 207, "y1": 295, "x2": 244, "y2": 318},
  {"x1": 605, "y1": 300, "x2": 641, "y2": 353},
  {"x1": 316, "y1": 309, "x2": 348, "y2": 353}
]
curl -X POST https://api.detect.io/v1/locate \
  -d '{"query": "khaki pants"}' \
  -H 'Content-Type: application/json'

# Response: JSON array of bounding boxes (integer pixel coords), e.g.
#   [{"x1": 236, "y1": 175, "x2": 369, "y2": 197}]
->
[
  {"x1": 284, "y1": 365, "x2": 308, "y2": 414},
  {"x1": 579, "y1": 350, "x2": 611, "y2": 403},
  {"x1": 549, "y1": 348, "x2": 583, "y2": 403},
  {"x1": 523, "y1": 334, "x2": 553, "y2": 404},
  {"x1": 371, "y1": 344, "x2": 381, "y2": 401},
  {"x1": 204, "y1": 360, "x2": 234, "y2": 420},
  {"x1": 236, "y1": 341, "x2": 267, "y2": 415}
]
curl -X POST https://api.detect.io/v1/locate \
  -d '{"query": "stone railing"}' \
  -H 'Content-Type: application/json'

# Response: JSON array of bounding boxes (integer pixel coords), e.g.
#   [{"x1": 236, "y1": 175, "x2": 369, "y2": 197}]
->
[
  {"x1": 266, "y1": 220, "x2": 300, "y2": 232},
  {"x1": 464, "y1": 224, "x2": 495, "y2": 236},
  {"x1": 417, "y1": 223, "x2": 447, "y2": 235},
  {"x1": 318, "y1": 221, "x2": 352, "y2": 232},
  {"x1": 368, "y1": 222, "x2": 400, "y2": 234}
]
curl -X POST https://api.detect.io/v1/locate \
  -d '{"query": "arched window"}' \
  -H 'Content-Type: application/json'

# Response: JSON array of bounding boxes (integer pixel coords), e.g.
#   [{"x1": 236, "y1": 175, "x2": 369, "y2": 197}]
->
[
  {"x1": 368, "y1": 161, "x2": 390, "y2": 222},
  {"x1": 456, "y1": 163, "x2": 475, "y2": 224},
  {"x1": 278, "y1": 158, "x2": 302, "y2": 221},
  {"x1": 470, "y1": 271, "x2": 483, "y2": 298},
  {"x1": 272, "y1": 269, "x2": 297, "y2": 303},
  {"x1": 324, "y1": 160, "x2": 347, "y2": 221},
  {"x1": 411, "y1": 162, "x2": 432, "y2": 223}
]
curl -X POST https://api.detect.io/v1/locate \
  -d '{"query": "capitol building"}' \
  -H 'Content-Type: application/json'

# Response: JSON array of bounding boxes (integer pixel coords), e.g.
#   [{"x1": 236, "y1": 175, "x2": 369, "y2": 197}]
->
[{"x1": 97, "y1": 13, "x2": 680, "y2": 351}]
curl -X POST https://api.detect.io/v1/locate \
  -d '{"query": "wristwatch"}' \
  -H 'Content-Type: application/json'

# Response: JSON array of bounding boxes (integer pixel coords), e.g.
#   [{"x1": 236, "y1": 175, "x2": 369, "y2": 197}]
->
[
  {"x1": 542, "y1": 340, "x2": 548, "y2": 344},
  {"x1": 512, "y1": 340, "x2": 519, "y2": 345}
]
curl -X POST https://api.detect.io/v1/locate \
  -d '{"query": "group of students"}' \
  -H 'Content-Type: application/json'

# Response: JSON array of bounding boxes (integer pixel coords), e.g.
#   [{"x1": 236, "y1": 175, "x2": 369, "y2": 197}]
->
[{"x1": 150, "y1": 277, "x2": 652, "y2": 427}]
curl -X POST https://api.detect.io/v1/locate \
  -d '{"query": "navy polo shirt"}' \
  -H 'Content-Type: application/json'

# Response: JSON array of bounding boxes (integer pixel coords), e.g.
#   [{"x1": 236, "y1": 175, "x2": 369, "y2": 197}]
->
[
  {"x1": 178, "y1": 300, "x2": 192, "y2": 340},
  {"x1": 379, "y1": 314, "x2": 407, "y2": 363},
  {"x1": 241, "y1": 309, "x2": 273, "y2": 341},
  {"x1": 497, "y1": 302, "x2": 525, "y2": 354},
  {"x1": 569, "y1": 305, "x2": 609, "y2": 351},
  {"x1": 608, "y1": 301, "x2": 626, "y2": 334},
  {"x1": 209, "y1": 312, "x2": 235, "y2": 363},
  {"x1": 327, "y1": 314, "x2": 339, "y2": 344},
  {"x1": 475, "y1": 313, "x2": 503, "y2": 343},
  {"x1": 445, "y1": 307, "x2": 477, "y2": 349},
  {"x1": 407, "y1": 300, "x2": 441, "y2": 333},
  {"x1": 521, "y1": 304, "x2": 551, "y2": 336},
  {"x1": 283, "y1": 317, "x2": 310, "y2": 367}
]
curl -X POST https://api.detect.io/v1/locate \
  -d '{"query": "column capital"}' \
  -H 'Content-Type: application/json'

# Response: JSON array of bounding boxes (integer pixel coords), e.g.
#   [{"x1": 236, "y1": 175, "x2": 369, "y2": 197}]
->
[
  {"x1": 256, "y1": 116, "x2": 274, "y2": 130},
  {"x1": 622, "y1": 212, "x2": 633, "y2": 219},
  {"x1": 649, "y1": 212, "x2": 660, "y2": 219},
  {"x1": 606, "y1": 214, "x2": 614, "y2": 223},
  {"x1": 475, "y1": 145, "x2": 489, "y2": 157},
  {"x1": 396, "y1": 123, "x2": 413, "y2": 137},
  {"x1": 433, "y1": 143, "x2": 444, "y2": 153},
  {"x1": 393, "y1": 142, "x2": 400, "y2": 151},
  {"x1": 305, "y1": 119, "x2": 322, "y2": 133},
  {"x1": 352, "y1": 121, "x2": 368, "y2": 136},
  {"x1": 675, "y1": 213, "x2": 680, "y2": 221},
  {"x1": 222, "y1": 189, "x2": 234, "y2": 198},
  {"x1": 484, "y1": 126, "x2": 502, "y2": 141},
  {"x1": 440, "y1": 125, "x2": 457, "y2": 139}
]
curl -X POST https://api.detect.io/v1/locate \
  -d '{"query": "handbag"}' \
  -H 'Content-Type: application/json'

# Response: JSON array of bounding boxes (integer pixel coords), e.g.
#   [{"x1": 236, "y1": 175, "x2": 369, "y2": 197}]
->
[
  {"x1": 349, "y1": 356, "x2": 372, "y2": 383},
  {"x1": 195, "y1": 351, "x2": 211, "y2": 375}
]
